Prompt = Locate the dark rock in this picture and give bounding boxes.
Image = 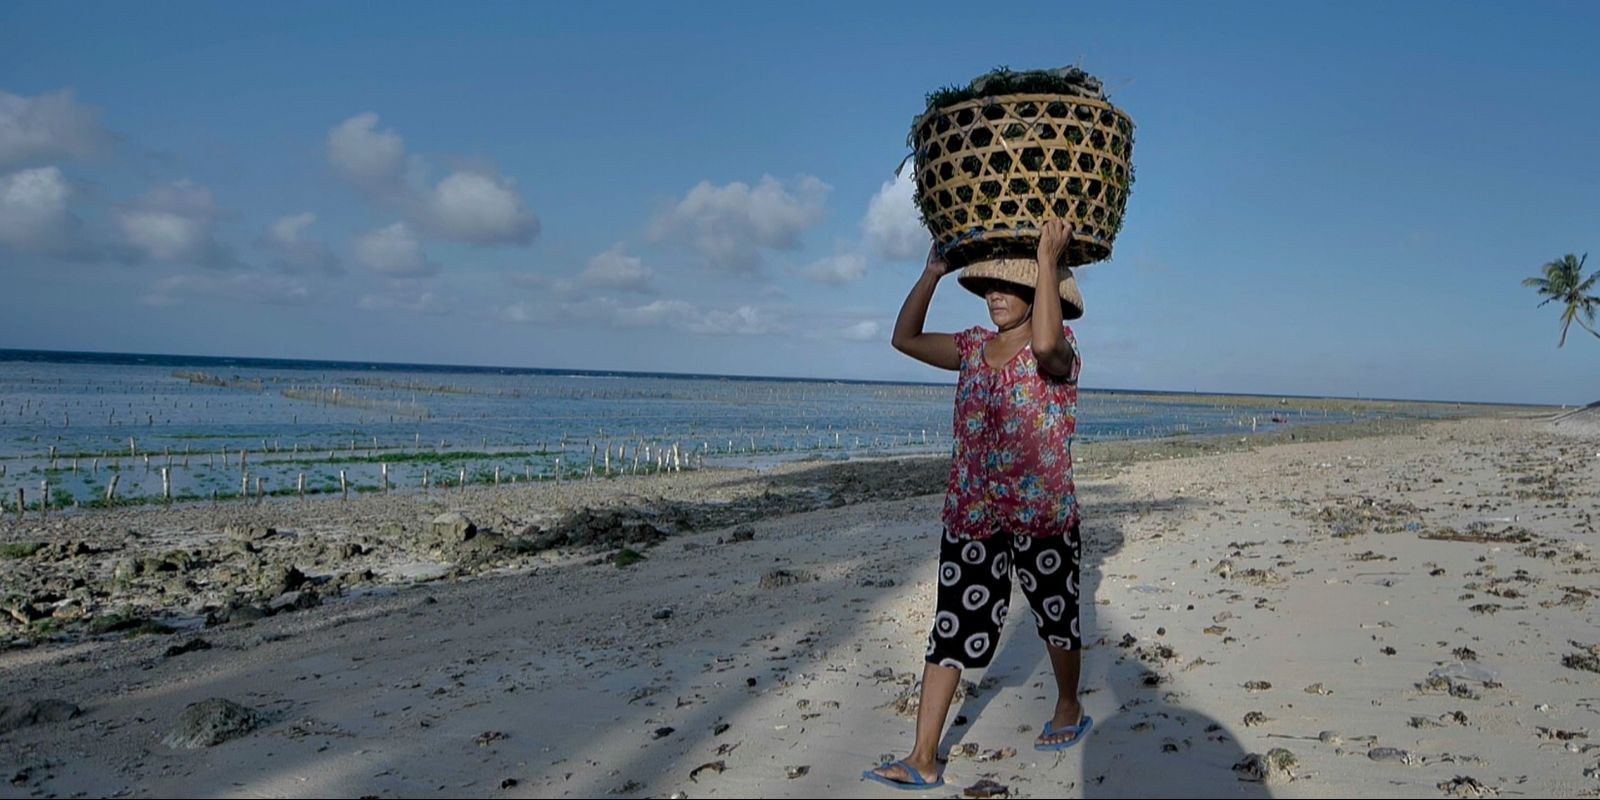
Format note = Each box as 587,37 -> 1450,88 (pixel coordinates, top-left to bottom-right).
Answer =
259,564 -> 307,595
759,569 -> 817,590
162,698 -> 265,748
0,699 -> 82,734
207,603 -> 268,627
267,589 -> 321,614
164,638 -> 213,658
728,526 -> 756,543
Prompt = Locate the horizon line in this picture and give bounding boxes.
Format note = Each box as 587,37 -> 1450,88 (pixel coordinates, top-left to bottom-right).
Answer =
0,346 -> 1563,409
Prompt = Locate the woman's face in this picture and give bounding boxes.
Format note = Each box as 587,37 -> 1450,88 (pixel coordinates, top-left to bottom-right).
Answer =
978,280 -> 1033,330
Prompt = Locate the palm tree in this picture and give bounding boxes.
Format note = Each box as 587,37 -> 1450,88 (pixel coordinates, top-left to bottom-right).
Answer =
1523,253 -> 1600,347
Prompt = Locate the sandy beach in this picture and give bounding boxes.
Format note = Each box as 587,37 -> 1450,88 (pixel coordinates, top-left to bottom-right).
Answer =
2,409 -> 1596,798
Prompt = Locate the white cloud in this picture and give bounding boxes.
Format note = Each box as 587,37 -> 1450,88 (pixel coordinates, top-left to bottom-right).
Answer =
838,320 -> 882,341
578,243 -> 654,293
260,211 -> 340,274
421,170 -> 538,244
863,167 -> 929,261
140,271 -> 311,307
500,301 -> 539,323
327,112 -> 406,192
0,166 -> 74,252
0,89 -> 112,169
801,252 -> 867,285
357,282 -> 449,314
516,294 -> 787,337
327,113 -> 540,246
688,304 -> 787,336
353,222 -> 436,277
650,175 -> 829,272
116,180 -> 232,266
615,298 -> 697,328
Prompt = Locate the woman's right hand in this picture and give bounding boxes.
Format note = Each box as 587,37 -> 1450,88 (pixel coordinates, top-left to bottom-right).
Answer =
923,241 -> 951,279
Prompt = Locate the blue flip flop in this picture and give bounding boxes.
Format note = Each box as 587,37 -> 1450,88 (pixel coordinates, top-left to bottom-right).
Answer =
861,759 -> 945,791
1035,714 -> 1093,751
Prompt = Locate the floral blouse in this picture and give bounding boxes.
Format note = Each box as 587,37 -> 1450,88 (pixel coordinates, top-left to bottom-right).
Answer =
942,323 -> 1081,540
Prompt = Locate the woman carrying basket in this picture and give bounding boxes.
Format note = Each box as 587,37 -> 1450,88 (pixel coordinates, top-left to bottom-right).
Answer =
866,220 -> 1088,790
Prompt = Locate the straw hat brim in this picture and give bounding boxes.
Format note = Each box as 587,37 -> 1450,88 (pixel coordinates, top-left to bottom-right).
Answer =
956,258 -> 1084,321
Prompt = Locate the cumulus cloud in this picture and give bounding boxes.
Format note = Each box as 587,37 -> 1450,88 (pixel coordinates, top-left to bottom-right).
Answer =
650,175 -> 829,272
327,112 -> 407,193
420,170 -> 538,244
353,222 -> 436,277
0,166 -> 77,253
116,179 -> 234,267
259,212 -> 340,274
327,113 -> 539,245
577,243 -> 654,293
863,167 -> 929,261
801,252 -> 867,285
0,89 -> 112,169
140,271 -> 311,307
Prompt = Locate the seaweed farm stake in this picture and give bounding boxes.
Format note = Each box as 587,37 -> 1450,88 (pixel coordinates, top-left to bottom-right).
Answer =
459,468 -> 466,491
106,475 -> 118,504
340,470 -> 348,501
162,467 -> 170,501
298,472 -> 305,502
40,480 -> 47,520
382,463 -> 390,493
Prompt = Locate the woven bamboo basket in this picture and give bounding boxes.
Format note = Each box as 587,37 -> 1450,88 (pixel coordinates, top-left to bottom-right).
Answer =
911,93 -> 1134,268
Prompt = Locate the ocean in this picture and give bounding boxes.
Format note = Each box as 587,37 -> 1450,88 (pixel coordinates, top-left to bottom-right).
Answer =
0,349 -> 1472,508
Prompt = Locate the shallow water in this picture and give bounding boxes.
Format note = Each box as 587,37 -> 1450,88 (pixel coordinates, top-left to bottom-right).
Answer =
0,349 -> 1466,507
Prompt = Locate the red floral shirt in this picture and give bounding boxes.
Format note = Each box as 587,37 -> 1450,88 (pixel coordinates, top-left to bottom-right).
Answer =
942,324 -> 1081,539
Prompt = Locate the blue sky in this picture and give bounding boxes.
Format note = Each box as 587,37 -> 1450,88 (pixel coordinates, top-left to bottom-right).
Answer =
1,1 -> 1596,405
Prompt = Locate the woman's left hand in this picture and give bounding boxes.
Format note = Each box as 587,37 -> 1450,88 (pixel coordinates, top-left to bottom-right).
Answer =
1037,220 -> 1074,267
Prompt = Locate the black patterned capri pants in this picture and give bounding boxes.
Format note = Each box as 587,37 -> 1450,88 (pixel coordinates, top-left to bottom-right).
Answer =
925,524 -> 1082,670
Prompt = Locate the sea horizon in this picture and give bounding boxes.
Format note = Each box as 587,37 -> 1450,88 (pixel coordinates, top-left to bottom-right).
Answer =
0,347 -> 1558,409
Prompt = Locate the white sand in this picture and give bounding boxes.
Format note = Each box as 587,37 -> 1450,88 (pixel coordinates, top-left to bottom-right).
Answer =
2,416 -> 1597,798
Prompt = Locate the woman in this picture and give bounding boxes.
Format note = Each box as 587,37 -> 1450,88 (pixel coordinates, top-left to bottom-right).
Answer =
866,220 -> 1087,790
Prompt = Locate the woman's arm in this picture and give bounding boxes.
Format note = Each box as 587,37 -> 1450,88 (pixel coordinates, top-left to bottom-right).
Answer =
1031,220 -> 1077,378
890,243 -> 960,370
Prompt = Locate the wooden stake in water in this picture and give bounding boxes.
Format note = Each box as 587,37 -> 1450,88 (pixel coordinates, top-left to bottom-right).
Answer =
106,475 -> 118,504
162,467 -> 170,502
298,472 -> 306,502
241,473 -> 249,498
494,465 -> 501,485
15,488 -> 22,520
555,457 -> 562,483
423,468 -> 430,490
129,436 -> 136,457
256,477 -> 264,501
40,480 -> 47,520
381,463 -> 390,493
340,470 -> 348,501
459,468 -> 466,491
